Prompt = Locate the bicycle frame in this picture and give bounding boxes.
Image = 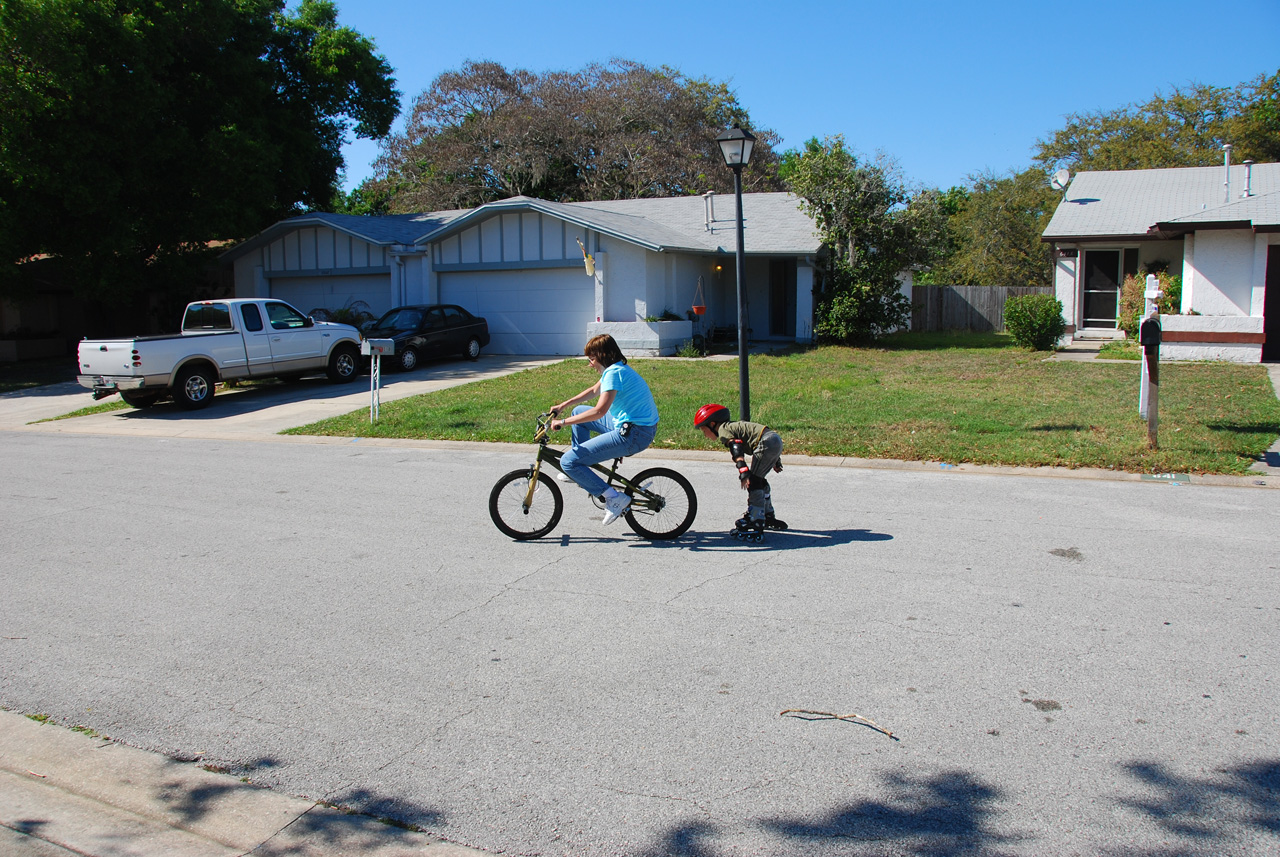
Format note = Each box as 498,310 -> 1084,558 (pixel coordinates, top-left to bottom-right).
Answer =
522,413 -> 664,515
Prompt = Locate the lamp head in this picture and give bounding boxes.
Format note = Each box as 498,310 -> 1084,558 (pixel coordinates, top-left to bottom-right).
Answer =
716,123 -> 756,168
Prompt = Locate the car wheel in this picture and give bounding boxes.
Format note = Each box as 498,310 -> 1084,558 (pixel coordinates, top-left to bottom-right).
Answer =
174,365 -> 215,410
398,346 -> 419,372
464,337 -> 482,360
327,343 -> 360,382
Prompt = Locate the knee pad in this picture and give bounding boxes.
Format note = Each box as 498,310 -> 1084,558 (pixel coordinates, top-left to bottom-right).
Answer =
748,474 -> 769,491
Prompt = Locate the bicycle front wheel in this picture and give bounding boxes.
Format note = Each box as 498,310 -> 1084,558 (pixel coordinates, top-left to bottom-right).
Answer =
490,469 -> 564,540
625,467 -> 697,540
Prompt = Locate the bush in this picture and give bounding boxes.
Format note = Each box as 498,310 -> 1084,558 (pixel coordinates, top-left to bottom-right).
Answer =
1003,293 -> 1066,351
814,262 -> 912,344
1118,272 -> 1182,338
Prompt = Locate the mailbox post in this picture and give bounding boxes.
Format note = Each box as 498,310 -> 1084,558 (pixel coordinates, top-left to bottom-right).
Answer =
361,338 -> 394,422
1139,309 -> 1161,449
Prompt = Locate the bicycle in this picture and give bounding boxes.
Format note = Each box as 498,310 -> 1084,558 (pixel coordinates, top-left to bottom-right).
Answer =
489,412 -> 697,541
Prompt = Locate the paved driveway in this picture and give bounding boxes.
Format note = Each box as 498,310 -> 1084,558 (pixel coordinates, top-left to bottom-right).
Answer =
1,362 -> 1278,856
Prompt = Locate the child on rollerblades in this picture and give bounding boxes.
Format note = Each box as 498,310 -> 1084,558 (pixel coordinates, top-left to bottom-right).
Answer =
693,404 -> 787,542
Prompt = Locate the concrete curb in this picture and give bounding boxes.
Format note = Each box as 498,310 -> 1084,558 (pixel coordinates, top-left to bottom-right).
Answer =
0,709 -> 487,856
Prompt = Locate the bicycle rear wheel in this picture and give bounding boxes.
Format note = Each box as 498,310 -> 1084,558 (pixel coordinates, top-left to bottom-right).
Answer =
625,467 -> 697,540
490,469 -> 563,540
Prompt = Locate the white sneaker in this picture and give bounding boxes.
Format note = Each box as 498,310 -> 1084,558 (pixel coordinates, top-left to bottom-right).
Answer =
556,471 -> 572,483
601,493 -> 631,526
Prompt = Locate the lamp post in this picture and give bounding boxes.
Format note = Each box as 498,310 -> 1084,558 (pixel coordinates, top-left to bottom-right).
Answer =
716,123 -> 756,421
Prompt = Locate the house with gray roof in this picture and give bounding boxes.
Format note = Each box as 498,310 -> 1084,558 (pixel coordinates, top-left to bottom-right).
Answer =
222,192 -> 822,356
1042,159 -> 1280,362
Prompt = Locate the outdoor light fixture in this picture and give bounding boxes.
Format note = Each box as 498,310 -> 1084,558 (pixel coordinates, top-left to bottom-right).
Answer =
715,123 -> 756,421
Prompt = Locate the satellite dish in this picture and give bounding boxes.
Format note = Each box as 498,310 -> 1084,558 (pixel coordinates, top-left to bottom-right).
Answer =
1051,168 -> 1071,191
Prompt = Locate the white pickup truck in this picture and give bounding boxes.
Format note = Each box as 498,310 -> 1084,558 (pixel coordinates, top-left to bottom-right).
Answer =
76,298 -> 363,409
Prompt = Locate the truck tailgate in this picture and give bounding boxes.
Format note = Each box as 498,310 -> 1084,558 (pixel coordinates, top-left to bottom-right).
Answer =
77,340 -> 143,377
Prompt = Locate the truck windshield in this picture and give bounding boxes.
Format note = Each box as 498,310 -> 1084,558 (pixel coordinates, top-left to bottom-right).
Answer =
183,303 -> 232,331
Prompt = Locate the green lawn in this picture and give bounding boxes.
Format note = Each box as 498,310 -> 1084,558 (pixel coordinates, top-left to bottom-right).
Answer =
286,332 -> 1280,475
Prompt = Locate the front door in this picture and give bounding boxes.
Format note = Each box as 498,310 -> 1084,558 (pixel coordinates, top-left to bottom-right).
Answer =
1264,245 -> 1280,362
769,259 -> 796,337
1081,249 -> 1138,329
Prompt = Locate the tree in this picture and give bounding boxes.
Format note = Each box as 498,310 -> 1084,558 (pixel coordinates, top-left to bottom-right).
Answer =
1034,70 -> 1280,173
0,0 -> 399,300
371,59 -> 783,212
781,136 -> 946,342
928,168 -> 1057,289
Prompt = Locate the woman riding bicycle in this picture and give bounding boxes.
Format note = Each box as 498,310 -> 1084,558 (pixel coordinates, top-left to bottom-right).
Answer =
550,334 -> 659,525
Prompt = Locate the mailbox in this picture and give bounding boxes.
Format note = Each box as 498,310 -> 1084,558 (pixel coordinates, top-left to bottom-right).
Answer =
1138,316 -> 1161,347
361,338 -> 394,356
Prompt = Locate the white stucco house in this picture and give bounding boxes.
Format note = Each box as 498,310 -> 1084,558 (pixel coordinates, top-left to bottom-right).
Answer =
1042,160 -> 1280,362
222,192 -> 822,356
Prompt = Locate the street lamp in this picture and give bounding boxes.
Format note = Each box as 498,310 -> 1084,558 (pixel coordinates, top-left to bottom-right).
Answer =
715,123 -> 756,421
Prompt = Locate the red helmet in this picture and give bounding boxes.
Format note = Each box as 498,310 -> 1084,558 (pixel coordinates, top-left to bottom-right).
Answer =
694,403 -> 731,429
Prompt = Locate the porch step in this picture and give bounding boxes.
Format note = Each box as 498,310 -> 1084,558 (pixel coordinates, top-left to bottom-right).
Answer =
1073,329 -> 1124,341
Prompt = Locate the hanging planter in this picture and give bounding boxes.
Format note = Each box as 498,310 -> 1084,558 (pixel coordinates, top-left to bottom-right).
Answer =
575,237 -> 596,277
691,276 -> 706,315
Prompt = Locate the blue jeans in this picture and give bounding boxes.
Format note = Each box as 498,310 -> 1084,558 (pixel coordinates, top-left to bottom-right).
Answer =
559,406 -> 658,496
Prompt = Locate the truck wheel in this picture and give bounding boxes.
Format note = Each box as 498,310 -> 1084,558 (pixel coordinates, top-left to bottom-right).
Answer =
327,343 -> 360,382
174,365 -> 215,410
464,337 -> 482,360
120,390 -> 162,409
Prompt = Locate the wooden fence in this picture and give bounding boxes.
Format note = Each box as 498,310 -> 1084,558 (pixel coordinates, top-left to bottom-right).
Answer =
911,285 -> 1054,333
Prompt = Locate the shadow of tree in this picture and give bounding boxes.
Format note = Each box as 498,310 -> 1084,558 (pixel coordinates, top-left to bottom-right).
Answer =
321,786 -> 445,829
156,756 -> 281,825
635,820 -> 721,857
1099,758 -> 1280,855
759,770 -> 1018,856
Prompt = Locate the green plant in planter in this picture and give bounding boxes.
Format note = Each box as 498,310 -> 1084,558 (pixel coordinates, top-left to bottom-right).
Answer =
1003,293 -> 1066,351
644,308 -> 683,322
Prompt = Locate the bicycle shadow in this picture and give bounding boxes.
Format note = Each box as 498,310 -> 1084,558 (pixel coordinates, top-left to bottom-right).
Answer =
684,527 -> 893,551
553,527 -> 893,550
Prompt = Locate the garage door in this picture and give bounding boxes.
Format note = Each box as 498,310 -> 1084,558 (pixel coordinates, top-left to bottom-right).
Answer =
439,269 -> 594,355
269,275 -> 392,319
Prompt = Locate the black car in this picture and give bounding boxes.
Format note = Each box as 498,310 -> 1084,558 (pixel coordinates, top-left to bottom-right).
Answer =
364,304 -> 491,371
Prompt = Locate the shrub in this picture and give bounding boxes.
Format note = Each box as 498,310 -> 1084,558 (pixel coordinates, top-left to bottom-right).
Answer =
1003,293 -> 1066,351
309,298 -> 377,331
814,262 -> 912,344
1118,272 -> 1182,338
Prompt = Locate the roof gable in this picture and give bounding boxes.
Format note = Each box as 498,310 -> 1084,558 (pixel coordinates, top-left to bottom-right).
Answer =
1043,162 -> 1280,240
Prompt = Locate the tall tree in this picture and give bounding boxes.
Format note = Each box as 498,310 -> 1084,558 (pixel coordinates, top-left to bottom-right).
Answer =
781,136 -> 946,342
1034,70 -> 1280,173
0,0 -> 399,300
928,168 -> 1057,289
372,59 -> 783,212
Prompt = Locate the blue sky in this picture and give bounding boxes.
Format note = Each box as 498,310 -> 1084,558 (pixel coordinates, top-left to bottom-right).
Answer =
330,0 -> 1280,195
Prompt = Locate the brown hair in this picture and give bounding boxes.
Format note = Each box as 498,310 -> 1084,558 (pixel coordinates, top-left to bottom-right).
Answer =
584,334 -> 626,367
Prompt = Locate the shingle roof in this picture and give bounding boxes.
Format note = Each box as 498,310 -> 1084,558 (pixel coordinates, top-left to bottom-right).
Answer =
415,192 -> 821,255
1042,162 -> 1280,240
224,193 -> 820,261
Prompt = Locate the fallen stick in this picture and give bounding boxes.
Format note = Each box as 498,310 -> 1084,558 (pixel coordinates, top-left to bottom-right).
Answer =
780,708 -> 896,739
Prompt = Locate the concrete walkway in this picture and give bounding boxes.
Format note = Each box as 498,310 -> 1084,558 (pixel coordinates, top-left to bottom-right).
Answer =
0,709 -> 484,856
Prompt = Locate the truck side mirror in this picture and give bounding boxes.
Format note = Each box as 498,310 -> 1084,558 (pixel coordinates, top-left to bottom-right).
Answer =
304,316 -> 315,328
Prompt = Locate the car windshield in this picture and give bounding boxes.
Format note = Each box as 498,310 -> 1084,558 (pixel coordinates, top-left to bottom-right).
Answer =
375,309 -> 424,331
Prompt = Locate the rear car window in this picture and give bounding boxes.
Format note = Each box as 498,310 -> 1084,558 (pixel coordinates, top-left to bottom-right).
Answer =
183,303 -> 233,331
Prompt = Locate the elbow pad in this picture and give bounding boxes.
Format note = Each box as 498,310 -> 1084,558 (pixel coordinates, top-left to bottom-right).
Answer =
728,439 -> 746,461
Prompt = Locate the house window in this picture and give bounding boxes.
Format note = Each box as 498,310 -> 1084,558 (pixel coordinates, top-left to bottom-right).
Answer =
1082,248 -> 1138,328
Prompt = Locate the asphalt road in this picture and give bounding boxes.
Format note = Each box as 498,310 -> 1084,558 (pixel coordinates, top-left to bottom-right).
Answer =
1,376 -> 1279,856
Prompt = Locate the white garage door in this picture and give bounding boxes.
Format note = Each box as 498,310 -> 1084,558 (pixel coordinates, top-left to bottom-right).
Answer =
440,269 -> 594,355
269,274 -> 392,318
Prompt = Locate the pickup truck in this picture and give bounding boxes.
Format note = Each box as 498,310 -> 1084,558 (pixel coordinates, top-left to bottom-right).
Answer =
76,298 -> 364,409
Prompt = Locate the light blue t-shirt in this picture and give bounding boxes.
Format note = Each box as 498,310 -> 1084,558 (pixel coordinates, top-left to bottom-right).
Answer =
601,362 -> 659,427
